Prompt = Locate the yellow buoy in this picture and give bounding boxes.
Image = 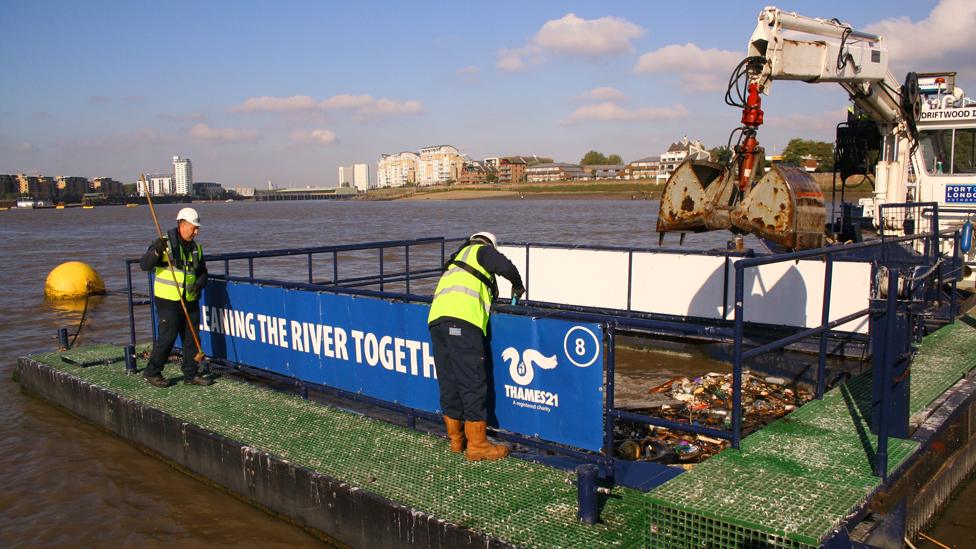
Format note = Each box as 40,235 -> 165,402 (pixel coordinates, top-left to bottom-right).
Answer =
45,261 -> 106,300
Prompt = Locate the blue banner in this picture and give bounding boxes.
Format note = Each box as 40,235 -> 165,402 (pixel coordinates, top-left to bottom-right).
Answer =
946,184 -> 976,203
198,280 -> 605,451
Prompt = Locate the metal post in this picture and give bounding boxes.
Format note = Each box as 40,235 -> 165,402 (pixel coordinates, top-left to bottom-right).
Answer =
405,244 -> 411,295
626,251 -> 633,311
379,247 -> 385,292
124,344 -> 136,374
248,257 -> 254,280
333,250 -> 338,286
602,323 -> 616,478
307,253 -> 313,284
817,256 -> 833,399
576,464 -> 599,524
875,268 -> 898,479
732,265 -> 745,449
58,327 -> 70,350
126,261 -> 136,347
407,412 -> 416,430
951,231 -> 960,322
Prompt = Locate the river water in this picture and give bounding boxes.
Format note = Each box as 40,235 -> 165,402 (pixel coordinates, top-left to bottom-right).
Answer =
0,199 -> 969,546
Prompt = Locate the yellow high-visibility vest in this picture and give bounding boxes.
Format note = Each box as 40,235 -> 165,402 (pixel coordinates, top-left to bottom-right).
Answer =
427,244 -> 495,334
153,239 -> 203,302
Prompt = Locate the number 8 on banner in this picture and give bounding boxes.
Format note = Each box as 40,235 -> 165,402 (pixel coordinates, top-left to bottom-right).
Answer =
563,326 -> 600,368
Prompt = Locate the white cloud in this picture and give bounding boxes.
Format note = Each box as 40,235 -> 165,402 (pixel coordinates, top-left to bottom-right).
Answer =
291,128 -> 337,145
497,13 -> 643,72
320,94 -> 424,116
319,94 -> 374,110
535,13 -> 644,56
576,87 -> 627,101
567,102 -> 689,123
864,0 -> 976,74
634,43 -> 741,92
456,65 -> 480,76
231,95 -> 317,113
189,124 -> 259,143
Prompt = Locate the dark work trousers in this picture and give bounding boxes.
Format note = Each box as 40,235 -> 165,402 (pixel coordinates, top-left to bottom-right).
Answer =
145,298 -> 201,379
429,319 -> 488,422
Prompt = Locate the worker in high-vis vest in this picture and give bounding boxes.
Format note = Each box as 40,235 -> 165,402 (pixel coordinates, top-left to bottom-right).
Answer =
139,207 -> 213,388
428,231 -> 524,461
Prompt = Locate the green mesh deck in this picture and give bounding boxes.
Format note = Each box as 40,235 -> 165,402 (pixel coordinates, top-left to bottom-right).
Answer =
22,311 -> 976,547
647,311 -> 976,548
25,346 -> 646,548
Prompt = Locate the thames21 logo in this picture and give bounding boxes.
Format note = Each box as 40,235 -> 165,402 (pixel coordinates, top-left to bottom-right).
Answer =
502,347 -> 560,410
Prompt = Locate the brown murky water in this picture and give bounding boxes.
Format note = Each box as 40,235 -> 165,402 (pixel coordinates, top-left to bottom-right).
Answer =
0,199 -> 967,546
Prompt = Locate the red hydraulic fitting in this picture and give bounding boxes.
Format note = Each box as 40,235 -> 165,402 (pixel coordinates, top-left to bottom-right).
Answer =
741,83 -> 764,127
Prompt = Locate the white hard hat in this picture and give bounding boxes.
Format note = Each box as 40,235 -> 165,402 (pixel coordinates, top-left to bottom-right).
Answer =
176,207 -> 201,227
470,231 -> 497,247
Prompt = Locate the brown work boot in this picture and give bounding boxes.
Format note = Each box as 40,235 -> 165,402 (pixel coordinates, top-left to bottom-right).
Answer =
464,421 -> 509,461
183,375 -> 214,386
443,416 -> 465,453
144,375 -> 170,388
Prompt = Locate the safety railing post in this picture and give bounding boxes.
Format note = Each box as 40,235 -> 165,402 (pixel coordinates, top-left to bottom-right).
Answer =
874,267 -> 899,479
405,244 -> 411,295
307,253 -> 313,284
602,323 -> 616,478
817,255 -> 833,399
332,250 -> 338,286
379,247 -> 385,292
248,257 -> 254,280
951,231 -> 960,322
732,265 -> 745,449
148,272 -> 158,340
126,261 -> 136,348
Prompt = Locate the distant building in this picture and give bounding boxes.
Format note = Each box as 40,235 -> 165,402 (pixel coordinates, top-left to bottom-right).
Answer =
483,157 -> 500,169
16,174 -> 55,198
90,177 -> 123,196
234,187 -> 256,197
55,176 -> 90,199
658,137 -> 710,182
525,163 -> 588,183
193,181 -> 223,199
377,152 -> 419,188
497,157 -> 526,184
138,174 -> 175,196
0,174 -> 16,195
417,145 -> 464,186
458,161 -> 494,185
800,154 -> 820,172
581,164 -> 624,179
173,156 -> 192,195
619,156 -> 661,180
339,164 -> 372,192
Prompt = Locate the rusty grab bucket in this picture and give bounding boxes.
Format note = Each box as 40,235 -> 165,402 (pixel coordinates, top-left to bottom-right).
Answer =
657,160 -> 826,250
729,165 -> 825,250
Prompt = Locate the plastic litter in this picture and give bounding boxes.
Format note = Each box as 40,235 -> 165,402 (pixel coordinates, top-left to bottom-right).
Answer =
614,370 -> 812,464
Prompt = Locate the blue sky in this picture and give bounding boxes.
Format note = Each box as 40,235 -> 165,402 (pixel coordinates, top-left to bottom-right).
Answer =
1,0 -> 971,187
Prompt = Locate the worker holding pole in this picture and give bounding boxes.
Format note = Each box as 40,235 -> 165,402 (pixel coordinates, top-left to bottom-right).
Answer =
139,206 -> 213,387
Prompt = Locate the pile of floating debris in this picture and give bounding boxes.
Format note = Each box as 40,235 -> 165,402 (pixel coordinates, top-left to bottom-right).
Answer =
615,371 -> 812,465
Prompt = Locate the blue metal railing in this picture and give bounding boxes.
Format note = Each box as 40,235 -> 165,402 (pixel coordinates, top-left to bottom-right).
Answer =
124,225 -> 965,483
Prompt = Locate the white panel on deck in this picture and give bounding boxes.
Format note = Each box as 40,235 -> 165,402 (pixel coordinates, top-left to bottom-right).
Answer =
521,247 -> 630,309
630,253 -> 729,319
496,245 -> 525,298
740,259 -> 869,333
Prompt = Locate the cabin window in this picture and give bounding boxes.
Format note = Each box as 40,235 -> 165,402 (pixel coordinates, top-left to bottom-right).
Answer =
919,128 -> 976,175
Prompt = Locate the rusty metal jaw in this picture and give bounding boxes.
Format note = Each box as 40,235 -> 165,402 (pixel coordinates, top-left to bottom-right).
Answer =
657,160 -> 827,251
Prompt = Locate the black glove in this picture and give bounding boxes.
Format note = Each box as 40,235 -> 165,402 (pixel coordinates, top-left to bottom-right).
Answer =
152,236 -> 169,255
511,284 -> 525,301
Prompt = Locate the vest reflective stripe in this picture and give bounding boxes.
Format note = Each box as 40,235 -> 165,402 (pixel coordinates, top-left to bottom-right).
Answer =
427,244 -> 494,333
153,241 -> 203,302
